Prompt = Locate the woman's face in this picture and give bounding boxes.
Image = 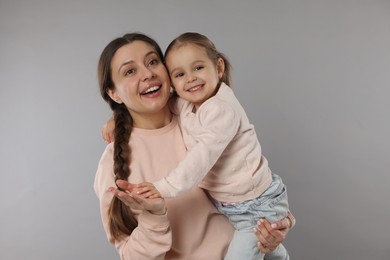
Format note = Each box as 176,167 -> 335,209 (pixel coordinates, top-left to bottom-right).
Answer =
108,41 -> 171,122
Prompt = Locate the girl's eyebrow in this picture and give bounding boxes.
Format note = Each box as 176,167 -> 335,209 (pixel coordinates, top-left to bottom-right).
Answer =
169,59 -> 205,75
169,67 -> 179,75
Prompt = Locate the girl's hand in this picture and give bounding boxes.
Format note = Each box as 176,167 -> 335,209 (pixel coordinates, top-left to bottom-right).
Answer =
108,180 -> 166,215
102,117 -> 115,143
133,182 -> 162,199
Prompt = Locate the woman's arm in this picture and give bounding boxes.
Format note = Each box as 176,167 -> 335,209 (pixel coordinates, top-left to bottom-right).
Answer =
94,146 -> 172,259
254,211 -> 296,253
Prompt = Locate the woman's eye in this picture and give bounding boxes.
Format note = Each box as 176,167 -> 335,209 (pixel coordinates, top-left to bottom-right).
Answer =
148,59 -> 159,67
125,69 -> 135,76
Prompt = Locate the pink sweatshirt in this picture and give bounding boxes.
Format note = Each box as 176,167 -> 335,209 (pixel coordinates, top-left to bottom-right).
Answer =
94,116 -> 234,259
154,83 -> 272,203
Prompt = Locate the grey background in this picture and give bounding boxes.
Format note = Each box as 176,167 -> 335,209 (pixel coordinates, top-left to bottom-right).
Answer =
1,0 -> 389,259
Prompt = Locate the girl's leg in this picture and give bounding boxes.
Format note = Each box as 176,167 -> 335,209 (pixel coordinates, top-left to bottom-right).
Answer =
225,227 -> 264,260
264,244 -> 289,260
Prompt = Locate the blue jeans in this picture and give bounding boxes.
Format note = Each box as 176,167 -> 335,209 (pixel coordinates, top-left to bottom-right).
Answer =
214,173 -> 289,260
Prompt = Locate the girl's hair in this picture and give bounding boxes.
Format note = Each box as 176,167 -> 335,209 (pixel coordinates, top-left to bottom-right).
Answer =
97,33 -> 164,241
165,32 -> 232,86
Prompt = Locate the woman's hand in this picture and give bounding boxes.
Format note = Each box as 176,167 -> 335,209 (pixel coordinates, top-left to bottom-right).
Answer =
254,211 -> 296,253
108,180 -> 167,215
102,117 -> 115,143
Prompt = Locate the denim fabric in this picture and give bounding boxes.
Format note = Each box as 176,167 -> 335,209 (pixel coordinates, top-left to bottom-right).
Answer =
214,173 -> 289,260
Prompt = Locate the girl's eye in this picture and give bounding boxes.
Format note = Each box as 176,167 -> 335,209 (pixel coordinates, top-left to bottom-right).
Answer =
194,66 -> 204,71
174,72 -> 184,78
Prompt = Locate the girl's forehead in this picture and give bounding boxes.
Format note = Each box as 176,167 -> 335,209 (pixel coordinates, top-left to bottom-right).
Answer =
169,43 -> 208,58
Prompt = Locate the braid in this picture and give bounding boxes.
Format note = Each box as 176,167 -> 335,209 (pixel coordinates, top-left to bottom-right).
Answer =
113,105 -> 132,181
107,104 -> 137,240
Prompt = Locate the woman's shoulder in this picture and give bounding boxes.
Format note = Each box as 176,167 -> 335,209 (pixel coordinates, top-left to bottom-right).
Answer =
169,95 -> 192,115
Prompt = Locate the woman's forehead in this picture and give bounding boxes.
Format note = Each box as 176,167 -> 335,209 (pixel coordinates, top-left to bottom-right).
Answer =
112,41 -> 157,69
118,41 -> 155,59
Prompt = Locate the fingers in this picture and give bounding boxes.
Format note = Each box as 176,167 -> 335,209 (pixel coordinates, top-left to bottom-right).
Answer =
134,189 -> 161,199
132,183 -> 162,199
102,123 -> 111,143
102,117 -> 115,143
148,193 -> 161,199
257,241 -> 273,254
270,217 -> 290,230
133,185 -> 152,195
259,218 -> 273,233
108,186 -> 146,207
108,187 -> 134,204
116,180 -> 137,192
255,218 -> 285,252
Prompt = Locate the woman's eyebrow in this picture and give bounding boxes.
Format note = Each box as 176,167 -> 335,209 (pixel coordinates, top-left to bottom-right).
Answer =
118,60 -> 134,74
118,51 -> 158,73
144,51 -> 158,58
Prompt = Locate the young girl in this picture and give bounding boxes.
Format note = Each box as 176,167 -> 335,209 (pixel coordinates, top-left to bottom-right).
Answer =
132,32 -> 290,260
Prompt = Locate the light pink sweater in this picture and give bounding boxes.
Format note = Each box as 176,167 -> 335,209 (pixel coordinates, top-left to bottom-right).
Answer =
94,116 -> 234,259
154,83 -> 272,203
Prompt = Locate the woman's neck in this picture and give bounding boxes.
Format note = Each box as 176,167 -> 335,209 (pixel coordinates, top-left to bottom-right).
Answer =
131,106 -> 172,130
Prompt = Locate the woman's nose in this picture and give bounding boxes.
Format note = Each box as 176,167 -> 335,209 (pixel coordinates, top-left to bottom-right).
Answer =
141,66 -> 154,81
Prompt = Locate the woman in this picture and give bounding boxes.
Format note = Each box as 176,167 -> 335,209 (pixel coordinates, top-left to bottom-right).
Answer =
95,33 -> 295,259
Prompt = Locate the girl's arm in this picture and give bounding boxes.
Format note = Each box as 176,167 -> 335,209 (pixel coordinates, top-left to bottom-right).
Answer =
153,101 -> 240,198
102,116 -> 115,143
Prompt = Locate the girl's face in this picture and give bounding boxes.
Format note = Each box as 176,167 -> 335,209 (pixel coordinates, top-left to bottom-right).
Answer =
108,41 -> 171,125
165,44 -> 224,110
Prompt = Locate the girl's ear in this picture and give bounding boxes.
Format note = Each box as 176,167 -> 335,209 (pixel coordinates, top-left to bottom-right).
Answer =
216,58 -> 225,80
107,88 -> 123,104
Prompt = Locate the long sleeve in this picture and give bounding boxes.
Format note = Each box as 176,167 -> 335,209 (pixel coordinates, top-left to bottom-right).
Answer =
154,84 -> 272,203
94,144 -> 172,260
153,97 -> 240,198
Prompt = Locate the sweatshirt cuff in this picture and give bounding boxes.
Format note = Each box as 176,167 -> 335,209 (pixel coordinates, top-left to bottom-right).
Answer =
153,179 -> 173,198
138,209 -> 170,230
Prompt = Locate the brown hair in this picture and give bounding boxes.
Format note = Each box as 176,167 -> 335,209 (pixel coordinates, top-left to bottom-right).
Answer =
165,32 -> 232,86
97,33 -> 164,241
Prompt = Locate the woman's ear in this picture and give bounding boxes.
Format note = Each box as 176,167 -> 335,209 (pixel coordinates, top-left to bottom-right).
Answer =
216,58 -> 225,80
107,88 -> 123,104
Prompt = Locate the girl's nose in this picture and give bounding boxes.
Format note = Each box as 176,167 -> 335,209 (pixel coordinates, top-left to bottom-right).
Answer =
187,73 -> 196,83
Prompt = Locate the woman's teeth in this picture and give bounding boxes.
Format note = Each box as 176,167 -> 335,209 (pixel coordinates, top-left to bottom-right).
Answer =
143,86 -> 160,94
